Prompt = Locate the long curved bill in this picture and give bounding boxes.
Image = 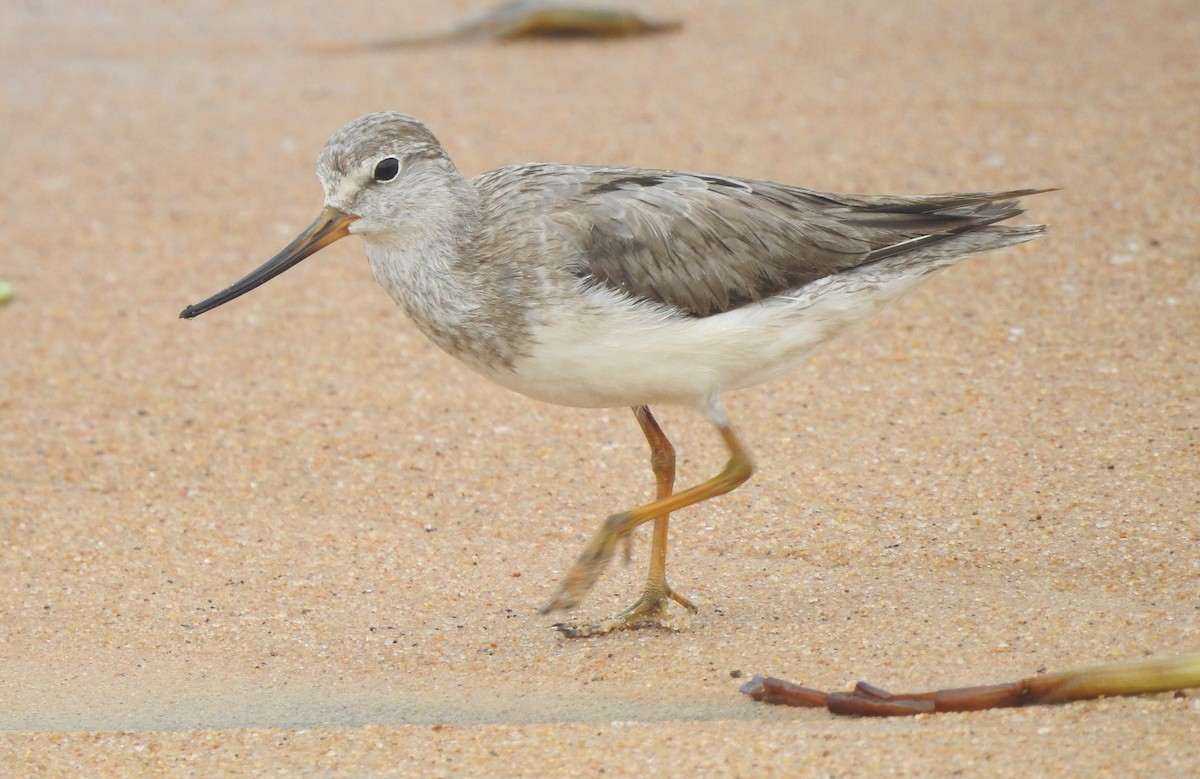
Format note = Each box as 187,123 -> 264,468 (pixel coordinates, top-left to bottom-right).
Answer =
180,206 -> 358,319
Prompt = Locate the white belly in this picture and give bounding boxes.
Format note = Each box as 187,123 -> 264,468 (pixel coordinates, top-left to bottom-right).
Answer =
479,270 -> 931,409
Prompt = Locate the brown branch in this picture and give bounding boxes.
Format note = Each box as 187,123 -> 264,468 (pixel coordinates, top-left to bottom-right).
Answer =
741,653 -> 1200,717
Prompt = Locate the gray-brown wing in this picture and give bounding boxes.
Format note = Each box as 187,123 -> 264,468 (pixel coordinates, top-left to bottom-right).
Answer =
492,166 -> 1043,317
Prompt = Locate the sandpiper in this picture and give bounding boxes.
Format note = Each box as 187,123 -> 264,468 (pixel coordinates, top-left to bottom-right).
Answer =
182,112 -> 1048,636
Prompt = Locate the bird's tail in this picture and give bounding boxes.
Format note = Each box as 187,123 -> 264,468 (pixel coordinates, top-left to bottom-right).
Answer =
850,188 -> 1053,269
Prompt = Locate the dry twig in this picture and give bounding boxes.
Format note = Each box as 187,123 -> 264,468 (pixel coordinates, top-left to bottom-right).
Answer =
742,653 -> 1200,716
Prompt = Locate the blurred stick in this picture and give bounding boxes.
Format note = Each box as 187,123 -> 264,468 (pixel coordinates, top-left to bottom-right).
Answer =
321,1 -> 682,52
741,653 -> 1200,716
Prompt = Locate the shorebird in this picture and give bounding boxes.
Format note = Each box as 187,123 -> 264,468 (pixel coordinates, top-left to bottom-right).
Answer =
182,112 -> 1048,636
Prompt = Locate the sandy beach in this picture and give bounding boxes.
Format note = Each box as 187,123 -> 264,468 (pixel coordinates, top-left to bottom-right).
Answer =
1,1 -> 1197,775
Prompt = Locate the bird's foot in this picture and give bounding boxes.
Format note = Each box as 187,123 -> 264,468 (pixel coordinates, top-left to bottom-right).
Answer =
540,510 -> 630,614
552,583 -> 697,638
620,528 -> 633,564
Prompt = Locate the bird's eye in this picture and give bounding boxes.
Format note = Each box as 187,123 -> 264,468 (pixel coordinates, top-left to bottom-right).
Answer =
373,156 -> 400,182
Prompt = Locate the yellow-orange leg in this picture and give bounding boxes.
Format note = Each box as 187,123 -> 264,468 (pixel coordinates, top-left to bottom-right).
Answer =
544,398 -> 754,636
